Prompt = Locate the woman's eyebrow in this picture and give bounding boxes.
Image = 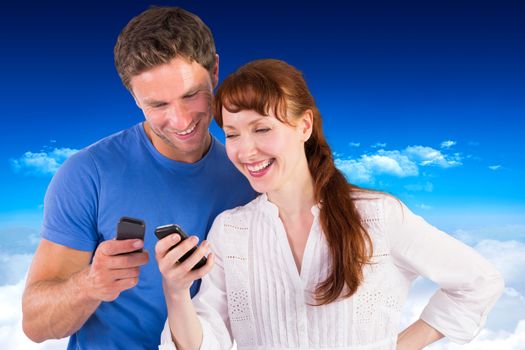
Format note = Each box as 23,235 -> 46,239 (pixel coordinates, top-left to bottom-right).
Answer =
222,116 -> 268,130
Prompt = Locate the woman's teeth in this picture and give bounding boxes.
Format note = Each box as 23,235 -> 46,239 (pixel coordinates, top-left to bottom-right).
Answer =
247,159 -> 273,172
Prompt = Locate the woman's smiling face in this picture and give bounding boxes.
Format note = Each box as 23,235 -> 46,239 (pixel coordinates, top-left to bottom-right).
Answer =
222,108 -> 312,194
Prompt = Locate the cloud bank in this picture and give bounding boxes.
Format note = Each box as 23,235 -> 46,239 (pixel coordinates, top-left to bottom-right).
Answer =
1,225 -> 523,349
335,143 -> 462,185
10,148 -> 78,175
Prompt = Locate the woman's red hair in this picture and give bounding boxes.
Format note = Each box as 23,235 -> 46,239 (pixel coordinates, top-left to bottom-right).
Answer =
213,59 -> 373,305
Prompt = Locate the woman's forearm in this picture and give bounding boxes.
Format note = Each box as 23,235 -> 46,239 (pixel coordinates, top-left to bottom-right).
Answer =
397,319 -> 444,350
165,290 -> 204,350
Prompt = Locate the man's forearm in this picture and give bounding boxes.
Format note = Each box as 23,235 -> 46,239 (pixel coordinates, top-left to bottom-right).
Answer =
22,267 -> 101,343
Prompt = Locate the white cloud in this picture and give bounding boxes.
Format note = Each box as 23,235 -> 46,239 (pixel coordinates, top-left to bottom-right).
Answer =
0,279 -> 69,349
474,240 -> 525,291
0,253 -> 33,286
371,142 -> 387,148
427,320 -> 525,350
0,249 -> 76,349
10,148 -> 78,175
404,181 -> 434,192
0,232 -> 522,349
454,225 -> 525,247
405,146 -> 462,168
335,144 -> 461,185
441,140 -> 457,149
335,158 -> 375,184
489,165 -> 501,171
349,142 -> 360,147
400,237 -> 525,349
335,151 -> 419,184
365,152 -> 419,177
0,225 -> 41,256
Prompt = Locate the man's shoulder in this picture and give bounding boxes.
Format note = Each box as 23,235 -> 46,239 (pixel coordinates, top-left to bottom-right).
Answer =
84,123 -> 142,156
55,124 -> 142,179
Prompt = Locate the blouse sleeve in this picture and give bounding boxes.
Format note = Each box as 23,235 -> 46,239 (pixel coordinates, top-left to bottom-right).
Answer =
159,214 -> 234,350
384,196 -> 504,344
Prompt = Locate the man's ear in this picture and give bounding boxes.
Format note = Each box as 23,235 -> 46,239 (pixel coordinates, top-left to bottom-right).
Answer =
299,109 -> 314,142
212,53 -> 220,88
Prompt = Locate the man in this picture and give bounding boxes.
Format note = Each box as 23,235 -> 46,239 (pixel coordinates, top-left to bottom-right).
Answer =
22,7 -> 255,349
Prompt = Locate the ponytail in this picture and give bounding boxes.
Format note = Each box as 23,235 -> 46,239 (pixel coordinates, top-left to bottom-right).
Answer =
306,107 -> 372,304
214,59 -> 373,305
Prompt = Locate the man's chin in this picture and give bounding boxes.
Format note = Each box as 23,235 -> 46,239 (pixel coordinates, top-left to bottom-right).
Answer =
165,132 -> 211,154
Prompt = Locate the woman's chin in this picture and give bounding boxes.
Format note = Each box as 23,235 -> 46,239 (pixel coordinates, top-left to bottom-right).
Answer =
248,181 -> 273,194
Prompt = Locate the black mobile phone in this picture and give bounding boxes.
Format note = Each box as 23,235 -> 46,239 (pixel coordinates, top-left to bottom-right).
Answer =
154,224 -> 207,270
116,217 -> 145,253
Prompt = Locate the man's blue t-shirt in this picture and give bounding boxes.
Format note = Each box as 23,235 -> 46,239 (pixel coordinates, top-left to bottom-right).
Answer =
41,123 -> 256,349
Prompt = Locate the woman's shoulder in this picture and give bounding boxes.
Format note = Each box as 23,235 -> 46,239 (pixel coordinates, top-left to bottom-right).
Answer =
207,195 -> 264,248
350,189 -> 399,217
213,194 -> 264,224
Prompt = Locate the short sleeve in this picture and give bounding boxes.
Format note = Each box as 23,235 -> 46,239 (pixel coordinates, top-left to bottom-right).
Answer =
41,148 -> 100,251
384,196 -> 504,344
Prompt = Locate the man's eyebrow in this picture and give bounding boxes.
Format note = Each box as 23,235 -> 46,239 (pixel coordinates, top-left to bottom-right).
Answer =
143,98 -> 167,106
143,83 -> 211,105
183,82 -> 210,97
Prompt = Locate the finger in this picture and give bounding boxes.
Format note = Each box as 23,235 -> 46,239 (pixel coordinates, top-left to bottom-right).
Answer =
114,276 -> 139,291
165,235 -> 200,264
104,251 -> 149,269
99,239 -> 144,256
155,234 -> 182,258
178,240 -> 210,272
112,267 -> 141,280
157,236 -> 198,276
186,252 -> 214,280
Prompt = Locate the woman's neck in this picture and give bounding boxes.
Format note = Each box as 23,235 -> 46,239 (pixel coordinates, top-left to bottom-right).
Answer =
267,163 -> 316,219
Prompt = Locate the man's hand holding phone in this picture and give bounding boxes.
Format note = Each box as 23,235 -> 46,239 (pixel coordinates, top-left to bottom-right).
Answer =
83,217 -> 149,302
154,224 -> 214,298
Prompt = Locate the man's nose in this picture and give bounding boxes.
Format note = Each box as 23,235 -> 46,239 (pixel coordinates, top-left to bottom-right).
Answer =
166,104 -> 192,131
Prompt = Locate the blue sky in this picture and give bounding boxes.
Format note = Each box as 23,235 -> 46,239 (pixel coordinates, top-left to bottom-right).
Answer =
1,1 -> 524,348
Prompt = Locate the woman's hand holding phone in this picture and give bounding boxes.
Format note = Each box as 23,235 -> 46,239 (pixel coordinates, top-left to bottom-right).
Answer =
154,225 -> 214,298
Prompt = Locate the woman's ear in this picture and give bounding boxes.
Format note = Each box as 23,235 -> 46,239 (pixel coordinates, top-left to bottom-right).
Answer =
299,109 -> 314,142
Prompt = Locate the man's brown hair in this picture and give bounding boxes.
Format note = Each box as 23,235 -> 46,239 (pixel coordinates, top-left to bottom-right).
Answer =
114,6 -> 216,90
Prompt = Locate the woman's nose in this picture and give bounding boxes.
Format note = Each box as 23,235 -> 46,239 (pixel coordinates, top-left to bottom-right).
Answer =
237,135 -> 257,160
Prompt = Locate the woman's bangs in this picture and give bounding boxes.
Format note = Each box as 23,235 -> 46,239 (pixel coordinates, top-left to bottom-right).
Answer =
220,74 -> 287,121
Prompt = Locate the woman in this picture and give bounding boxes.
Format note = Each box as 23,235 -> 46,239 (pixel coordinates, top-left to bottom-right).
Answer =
156,59 -> 503,350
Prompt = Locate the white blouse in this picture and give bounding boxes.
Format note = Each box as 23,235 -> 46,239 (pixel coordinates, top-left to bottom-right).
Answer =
159,192 -> 504,350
